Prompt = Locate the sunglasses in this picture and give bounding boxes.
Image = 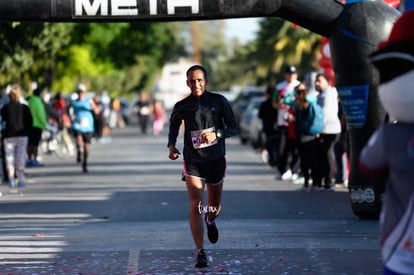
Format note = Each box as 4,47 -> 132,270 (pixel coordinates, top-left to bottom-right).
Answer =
295,89 -> 306,94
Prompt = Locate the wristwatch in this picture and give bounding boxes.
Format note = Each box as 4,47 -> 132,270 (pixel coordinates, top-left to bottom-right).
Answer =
216,130 -> 223,139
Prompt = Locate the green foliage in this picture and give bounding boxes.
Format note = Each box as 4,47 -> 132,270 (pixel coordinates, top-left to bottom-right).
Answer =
212,41 -> 262,90
0,22 -> 72,90
253,18 -> 322,81
0,21 -> 180,96
62,22 -> 179,95
0,17 -> 323,97
52,44 -> 114,93
208,17 -> 324,90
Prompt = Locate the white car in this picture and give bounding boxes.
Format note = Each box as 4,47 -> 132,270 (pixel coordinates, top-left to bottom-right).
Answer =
211,90 -> 239,103
238,96 -> 265,146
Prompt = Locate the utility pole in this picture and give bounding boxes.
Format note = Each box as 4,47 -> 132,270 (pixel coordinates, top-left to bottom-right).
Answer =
191,21 -> 201,64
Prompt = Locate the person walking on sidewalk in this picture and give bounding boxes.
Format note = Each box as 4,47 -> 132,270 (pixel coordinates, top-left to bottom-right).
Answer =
152,99 -> 167,136
284,83 -> 321,191
273,65 -> 301,180
167,65 -> 238,268
27,87 -> 47,167
258,85 -> 278,167
1,84 -> 33,189
134,92 -> 152,135
314,73 -> 341,190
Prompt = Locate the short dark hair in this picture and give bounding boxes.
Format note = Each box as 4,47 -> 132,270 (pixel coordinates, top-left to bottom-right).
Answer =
266,85 -> 274,96
315,73 -> 329,82
186,65 -> 208,80
33,87 -> 42,96
295,82 -> 308,93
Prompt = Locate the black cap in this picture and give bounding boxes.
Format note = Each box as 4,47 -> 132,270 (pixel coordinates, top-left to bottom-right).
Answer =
284,65 -> 297,74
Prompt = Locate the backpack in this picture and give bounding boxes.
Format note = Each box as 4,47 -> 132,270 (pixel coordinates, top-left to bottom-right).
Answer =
303,102 -> 324,135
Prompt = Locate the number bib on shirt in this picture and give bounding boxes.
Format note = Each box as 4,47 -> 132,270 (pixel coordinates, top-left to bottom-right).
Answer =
383,193 -> 414,274
191,127 -> 217,149
79,118 -> 90,127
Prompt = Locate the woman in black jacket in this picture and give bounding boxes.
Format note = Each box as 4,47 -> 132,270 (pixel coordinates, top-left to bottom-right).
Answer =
1,84 -> 33,188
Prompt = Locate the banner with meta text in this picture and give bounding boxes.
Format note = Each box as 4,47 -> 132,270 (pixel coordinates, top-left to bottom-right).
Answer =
73,0 -> 210,18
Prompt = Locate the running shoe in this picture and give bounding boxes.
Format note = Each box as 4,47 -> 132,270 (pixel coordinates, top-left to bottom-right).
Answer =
8,181 -> 16,188
26,159 -> 35,167
31,160 -> 44,167
281,169 -> 292,180
195,249 -> 208,268
82,163 -> 88,173
292,176 -> 305,185
311,186 -> 322,192
298,186 -> 311,192
17,181 -> 26,188
204,213 -> 219,244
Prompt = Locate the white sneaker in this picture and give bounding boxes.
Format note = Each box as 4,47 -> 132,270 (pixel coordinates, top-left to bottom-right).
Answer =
292,176 -> 304,185
260,149 -> 269,164
281,169 -> 292,181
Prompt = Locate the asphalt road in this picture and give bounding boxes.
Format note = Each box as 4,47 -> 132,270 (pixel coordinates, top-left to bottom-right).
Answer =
0,125 -> 381,274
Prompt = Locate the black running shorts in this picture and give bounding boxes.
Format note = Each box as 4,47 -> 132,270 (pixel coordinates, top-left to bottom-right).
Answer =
28,127 -> 43,146
72,130 -> 93,144
183,157 -> 226,184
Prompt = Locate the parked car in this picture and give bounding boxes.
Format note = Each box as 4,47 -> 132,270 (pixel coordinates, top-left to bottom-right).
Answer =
249,102 -> 267,149
231,85 -> 266,128
211,90 -> 239,103
239,96 -> 265,145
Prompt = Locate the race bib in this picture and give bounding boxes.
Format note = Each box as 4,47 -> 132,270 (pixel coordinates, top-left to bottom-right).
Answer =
191,127 -> 218,149
383,194 -> 414,274
79,118 -> 90,127
140,106 -> 150,115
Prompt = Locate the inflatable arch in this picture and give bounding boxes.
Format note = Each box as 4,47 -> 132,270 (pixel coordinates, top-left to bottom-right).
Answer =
0,0 -> 401,219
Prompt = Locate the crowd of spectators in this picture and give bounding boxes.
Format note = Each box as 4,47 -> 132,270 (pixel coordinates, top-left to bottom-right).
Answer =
259,65 -> 348,192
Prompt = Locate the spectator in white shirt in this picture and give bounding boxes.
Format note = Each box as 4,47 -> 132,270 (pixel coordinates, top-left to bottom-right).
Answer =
314,73 -> 341,191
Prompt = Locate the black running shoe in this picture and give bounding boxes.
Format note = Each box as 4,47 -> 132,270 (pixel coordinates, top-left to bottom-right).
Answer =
204,213 -> 219,244
195,249 -> 208,268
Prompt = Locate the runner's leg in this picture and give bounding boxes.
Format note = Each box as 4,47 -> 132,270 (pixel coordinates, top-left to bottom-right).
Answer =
185,176 -> 205,250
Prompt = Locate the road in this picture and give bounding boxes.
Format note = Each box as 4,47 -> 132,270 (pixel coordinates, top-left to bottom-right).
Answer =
0,125 -> 381,274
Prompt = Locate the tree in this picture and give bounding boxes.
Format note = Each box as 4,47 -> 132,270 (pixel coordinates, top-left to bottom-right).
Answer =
0,21 -> 182,96
54,22 -> 181,95
254,18 -> 322,80
0,22 -> 72,91
207,18 -> 324,89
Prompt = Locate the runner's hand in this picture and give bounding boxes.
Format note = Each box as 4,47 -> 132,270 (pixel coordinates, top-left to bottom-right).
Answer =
202,131 -> 217,144
169,146 -> 181,160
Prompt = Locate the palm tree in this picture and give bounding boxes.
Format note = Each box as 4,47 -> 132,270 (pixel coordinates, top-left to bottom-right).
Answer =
253,18 -> 322,79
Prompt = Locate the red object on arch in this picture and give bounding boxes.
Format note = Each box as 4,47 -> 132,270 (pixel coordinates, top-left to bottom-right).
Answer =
341,0 -> 399,6
384,0 -> 400,8
319,37 -> 335,86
